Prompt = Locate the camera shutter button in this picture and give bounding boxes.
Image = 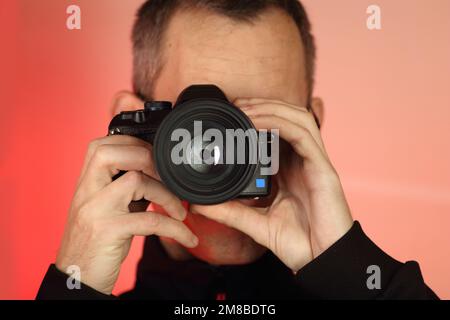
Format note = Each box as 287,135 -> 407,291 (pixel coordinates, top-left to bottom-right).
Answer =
144,101 -> 172,111
134,110 -> 146,123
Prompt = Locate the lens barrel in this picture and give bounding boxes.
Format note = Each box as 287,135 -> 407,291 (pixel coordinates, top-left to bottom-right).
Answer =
153,97 -> 257,204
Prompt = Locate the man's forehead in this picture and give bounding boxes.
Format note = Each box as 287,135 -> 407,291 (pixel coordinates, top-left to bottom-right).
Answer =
153,8 -> 308,106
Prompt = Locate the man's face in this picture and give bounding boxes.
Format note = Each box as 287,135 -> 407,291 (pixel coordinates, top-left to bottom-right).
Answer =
152,8 -> 309,265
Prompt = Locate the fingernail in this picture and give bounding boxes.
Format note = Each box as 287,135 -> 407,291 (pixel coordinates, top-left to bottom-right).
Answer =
191,236 -> 199,247
190,205 -> 199,214
180,207 -> 187,220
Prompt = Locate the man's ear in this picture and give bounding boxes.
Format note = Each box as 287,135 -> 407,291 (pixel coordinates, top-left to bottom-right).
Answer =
310,97 -> 324,128
111,90 -> 144,116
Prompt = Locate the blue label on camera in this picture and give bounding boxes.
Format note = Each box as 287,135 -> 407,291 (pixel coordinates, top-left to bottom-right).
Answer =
256,179 -> 265,188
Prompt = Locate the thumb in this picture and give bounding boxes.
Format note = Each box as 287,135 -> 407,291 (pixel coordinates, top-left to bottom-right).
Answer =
190,201 -> 269,248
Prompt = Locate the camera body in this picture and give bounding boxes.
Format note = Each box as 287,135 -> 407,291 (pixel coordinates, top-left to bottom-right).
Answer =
108,85 -> 271,205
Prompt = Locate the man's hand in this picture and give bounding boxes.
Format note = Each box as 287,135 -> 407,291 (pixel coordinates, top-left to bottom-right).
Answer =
56,135 -> 199,294
191,98 -> 353,272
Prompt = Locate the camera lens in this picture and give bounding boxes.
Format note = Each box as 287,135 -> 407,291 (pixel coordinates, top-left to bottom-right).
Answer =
153,99 -> 257,204
185,136 -> 223,174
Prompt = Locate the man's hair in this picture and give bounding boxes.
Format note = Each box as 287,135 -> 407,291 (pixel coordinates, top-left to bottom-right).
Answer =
132,0 -> 316,101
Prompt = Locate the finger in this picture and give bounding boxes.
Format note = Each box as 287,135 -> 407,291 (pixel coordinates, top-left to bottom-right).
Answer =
80,135 -> 152,181
79,144 -> 156,197
250,115 -> 329,164
239,102 -> 324,150
97,171 -> 186,220
116,212 -> 198,248
234,98 -> 308,112
190,201 -> 270,248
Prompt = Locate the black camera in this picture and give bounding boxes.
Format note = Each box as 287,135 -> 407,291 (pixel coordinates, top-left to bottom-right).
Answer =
108,85 -> 272,205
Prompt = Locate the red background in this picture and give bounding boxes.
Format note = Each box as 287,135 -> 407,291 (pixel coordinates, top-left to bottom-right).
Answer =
1,0 -> 449,299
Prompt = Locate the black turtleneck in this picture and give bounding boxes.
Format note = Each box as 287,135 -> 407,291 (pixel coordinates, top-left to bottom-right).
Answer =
36,221 -> 438,300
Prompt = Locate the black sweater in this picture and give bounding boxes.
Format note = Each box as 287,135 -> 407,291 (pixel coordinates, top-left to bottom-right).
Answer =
36,221 -> 438,300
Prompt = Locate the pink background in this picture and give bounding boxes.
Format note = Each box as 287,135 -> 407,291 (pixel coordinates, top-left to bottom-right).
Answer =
1,0 -> 449,299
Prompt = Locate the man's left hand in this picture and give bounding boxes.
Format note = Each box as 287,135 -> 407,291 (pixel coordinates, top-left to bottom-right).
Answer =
191,98 -> 353,272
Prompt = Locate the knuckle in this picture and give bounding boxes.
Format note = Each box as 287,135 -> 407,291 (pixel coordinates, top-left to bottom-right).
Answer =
87,138 -> 102,152
74,204 -> 97,232
291,128 -> 308,147
139,147 -> 152,163
146,213 -> 160,227
92,144 -> 111,165
291,139 -> 302,151
87,137 -> 107,158
123,170 -> 143,186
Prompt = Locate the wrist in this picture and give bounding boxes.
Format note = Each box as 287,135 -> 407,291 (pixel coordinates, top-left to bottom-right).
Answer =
55,258 -> 114,295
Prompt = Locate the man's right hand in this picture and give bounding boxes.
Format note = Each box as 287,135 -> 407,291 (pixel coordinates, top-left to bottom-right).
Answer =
56,135 -> 199,295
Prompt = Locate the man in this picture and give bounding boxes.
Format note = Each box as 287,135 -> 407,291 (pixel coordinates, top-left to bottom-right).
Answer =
37,0 -> 437,299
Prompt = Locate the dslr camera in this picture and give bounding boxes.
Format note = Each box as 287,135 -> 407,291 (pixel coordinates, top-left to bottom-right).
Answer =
108,84 -> 273,205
